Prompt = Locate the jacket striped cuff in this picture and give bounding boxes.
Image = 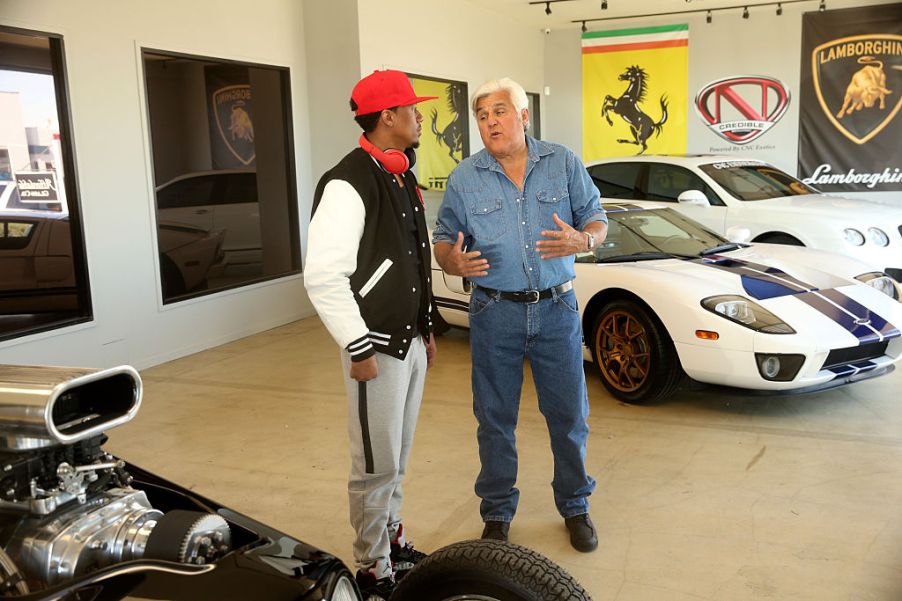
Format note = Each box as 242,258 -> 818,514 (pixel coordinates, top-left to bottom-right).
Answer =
347,335 -> 375,362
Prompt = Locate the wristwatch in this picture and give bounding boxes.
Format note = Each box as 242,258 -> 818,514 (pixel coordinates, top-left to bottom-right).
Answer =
584,231 -> 596,251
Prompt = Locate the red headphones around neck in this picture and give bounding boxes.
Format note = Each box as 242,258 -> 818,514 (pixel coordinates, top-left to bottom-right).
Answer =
359,133 -> 409,174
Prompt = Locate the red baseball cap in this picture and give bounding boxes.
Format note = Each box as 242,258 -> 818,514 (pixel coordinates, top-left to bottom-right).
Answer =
351,70 -> 438,115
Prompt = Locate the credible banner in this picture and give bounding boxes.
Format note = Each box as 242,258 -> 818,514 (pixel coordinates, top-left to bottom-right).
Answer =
798,3 -> 902,192
582,24 -> 688,162
408,74 -> 467,192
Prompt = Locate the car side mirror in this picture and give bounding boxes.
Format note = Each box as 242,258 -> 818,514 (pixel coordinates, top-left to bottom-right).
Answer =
726,226 -> 752,243
677,190 -> 708,206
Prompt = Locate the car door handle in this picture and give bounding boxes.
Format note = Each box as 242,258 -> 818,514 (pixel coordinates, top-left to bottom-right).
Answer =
193,209 -> 210,215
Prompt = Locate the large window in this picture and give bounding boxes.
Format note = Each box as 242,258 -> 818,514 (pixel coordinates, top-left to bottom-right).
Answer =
0,28 -> 92,341
142,50 -> 300,303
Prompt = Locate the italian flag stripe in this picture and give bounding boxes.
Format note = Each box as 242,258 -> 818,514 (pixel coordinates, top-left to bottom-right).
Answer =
581,24 -> 688,53
582,38 -> 688,54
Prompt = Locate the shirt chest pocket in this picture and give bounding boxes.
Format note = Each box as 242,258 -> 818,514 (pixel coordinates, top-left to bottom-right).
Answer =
536,186 -> 572,223
536,188 -> 569,204
465,193 -> 507,242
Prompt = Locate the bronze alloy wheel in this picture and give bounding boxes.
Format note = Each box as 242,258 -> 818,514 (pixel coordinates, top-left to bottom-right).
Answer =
595,309 -> 651,393
590,299 -> 684,404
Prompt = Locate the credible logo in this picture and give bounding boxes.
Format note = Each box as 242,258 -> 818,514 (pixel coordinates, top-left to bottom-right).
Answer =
812,34 -> 902,144
695,76 -> 790,145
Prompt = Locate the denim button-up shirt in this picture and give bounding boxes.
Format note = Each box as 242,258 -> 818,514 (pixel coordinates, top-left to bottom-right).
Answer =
433,136 -> 606,292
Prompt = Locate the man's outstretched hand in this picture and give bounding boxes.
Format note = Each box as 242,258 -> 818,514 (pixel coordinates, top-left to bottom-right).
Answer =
536,213 -> 587,259
436,232 -> 490,277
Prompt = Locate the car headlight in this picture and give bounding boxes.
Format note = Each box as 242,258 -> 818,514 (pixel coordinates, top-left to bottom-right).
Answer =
856,272 -> 901,301
701,295 -> 795,334
868,227 -> 889,247
843,228 -> 865,246
329,574 -> 361,601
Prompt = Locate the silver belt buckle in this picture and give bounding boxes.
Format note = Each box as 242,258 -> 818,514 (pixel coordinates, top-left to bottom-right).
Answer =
526,290 -> 540,304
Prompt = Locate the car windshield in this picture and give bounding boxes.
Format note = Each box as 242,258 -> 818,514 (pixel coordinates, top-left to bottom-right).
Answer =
576,208 -> 729,264
699,161 -> 818,201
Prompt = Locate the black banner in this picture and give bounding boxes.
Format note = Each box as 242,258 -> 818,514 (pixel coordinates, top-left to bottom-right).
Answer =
798,3 -> 902,192
204,65 -> 257,169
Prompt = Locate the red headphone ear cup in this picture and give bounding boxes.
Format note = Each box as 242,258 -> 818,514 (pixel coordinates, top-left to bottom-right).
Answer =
359,134 -> 409,174
378,148 -> 410,174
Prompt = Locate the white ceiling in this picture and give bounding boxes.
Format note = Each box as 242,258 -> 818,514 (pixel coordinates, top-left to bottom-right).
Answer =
466,0 -> 820,31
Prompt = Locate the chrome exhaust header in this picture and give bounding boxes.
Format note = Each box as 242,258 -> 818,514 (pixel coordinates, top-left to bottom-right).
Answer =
0,365 -> 142,450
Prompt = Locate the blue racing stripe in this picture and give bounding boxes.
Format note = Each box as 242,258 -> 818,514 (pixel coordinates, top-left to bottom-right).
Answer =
693,255 -> 900,344
828,360 -> 877,379
696,256 -> 814,300
740,274 -> 803,300
796,292 -> 881,345
816,288 -> 901,341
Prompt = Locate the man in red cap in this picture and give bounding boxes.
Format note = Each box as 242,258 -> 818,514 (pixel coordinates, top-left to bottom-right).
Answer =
304,70 -> 438,598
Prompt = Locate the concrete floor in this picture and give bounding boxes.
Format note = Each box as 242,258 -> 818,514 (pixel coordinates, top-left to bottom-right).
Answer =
108,317 -> 902,600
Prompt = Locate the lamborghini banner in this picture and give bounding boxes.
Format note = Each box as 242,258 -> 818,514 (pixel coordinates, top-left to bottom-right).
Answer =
798,3 -> 902,192
204,65 -> 256,169
582,24 -> 689,162
408,74 -> 468,191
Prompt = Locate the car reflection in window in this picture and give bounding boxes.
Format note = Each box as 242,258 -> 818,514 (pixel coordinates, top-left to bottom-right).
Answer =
155,170 -> 261,281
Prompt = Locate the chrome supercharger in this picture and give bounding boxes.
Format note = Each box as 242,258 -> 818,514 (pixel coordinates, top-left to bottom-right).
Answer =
0,365 -> 231,595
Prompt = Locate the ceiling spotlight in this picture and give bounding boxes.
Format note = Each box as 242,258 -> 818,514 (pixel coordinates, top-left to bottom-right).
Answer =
581,20 -> 588,32
602,0 -> 608,9
776,3 -> 782,15
742,6 -> 749,18
706,10 -> 712,23
819,0 -> 826,11
545,1 -> 551,15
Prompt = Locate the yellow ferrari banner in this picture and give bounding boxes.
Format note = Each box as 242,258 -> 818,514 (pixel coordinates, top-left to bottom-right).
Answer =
408,74 -> 469,191
582,24 -> 689,161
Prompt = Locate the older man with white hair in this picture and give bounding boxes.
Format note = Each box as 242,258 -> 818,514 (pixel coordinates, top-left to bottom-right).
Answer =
432,77 -> 607,552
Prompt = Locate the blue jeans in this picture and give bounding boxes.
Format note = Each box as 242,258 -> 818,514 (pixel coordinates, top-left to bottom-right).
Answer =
469,285 -> 595,522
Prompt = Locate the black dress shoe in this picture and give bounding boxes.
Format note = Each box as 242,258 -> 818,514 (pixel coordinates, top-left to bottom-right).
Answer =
481,520 -> 510,542
564,513 -> 597,552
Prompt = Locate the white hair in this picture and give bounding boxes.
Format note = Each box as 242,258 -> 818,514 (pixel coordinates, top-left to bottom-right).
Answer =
470,78 -> 529,115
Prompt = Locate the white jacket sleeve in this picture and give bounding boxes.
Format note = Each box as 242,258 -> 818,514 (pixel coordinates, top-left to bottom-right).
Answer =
304,179 -> 373,358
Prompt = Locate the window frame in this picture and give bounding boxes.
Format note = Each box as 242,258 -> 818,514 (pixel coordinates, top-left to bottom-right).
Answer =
139,47 -> 302,304
0,25 -> 93,343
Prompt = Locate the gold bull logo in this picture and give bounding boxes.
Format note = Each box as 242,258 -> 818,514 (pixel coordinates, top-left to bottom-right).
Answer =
213,85 -> 256,165
813,34 -> 902,144
229,101 -> 255,143
836,56 -> 898,118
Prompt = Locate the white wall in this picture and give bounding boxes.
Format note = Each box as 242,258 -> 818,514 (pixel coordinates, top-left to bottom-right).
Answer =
0,0 -> 317,369
544,0 -> 899,204
356,0 -> 545,157
301,0 -> 362,261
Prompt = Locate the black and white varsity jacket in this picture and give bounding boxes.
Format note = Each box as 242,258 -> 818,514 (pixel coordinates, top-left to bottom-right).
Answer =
305,147 -> 436,362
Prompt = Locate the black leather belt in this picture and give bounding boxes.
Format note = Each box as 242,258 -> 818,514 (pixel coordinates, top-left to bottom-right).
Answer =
477,281 -> 573,304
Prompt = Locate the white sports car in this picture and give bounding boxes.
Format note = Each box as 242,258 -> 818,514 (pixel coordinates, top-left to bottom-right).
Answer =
584,156 -> 902,281
432,204 -> 902,403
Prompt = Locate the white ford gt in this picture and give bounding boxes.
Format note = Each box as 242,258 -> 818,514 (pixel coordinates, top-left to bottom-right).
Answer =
432,204 -> 902,403
585,156 -> 902,281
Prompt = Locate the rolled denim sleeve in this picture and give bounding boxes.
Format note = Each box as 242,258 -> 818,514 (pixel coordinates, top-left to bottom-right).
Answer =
566,149 -> 606,231
432,174 -> 470,246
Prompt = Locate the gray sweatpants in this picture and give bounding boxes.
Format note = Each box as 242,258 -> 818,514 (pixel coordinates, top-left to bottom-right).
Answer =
340,336 -> 426,579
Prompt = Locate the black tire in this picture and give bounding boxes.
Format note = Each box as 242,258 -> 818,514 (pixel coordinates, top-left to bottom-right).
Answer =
390,539 -> 591,601
754,232 -> 804,246
589,299 -> 683,404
